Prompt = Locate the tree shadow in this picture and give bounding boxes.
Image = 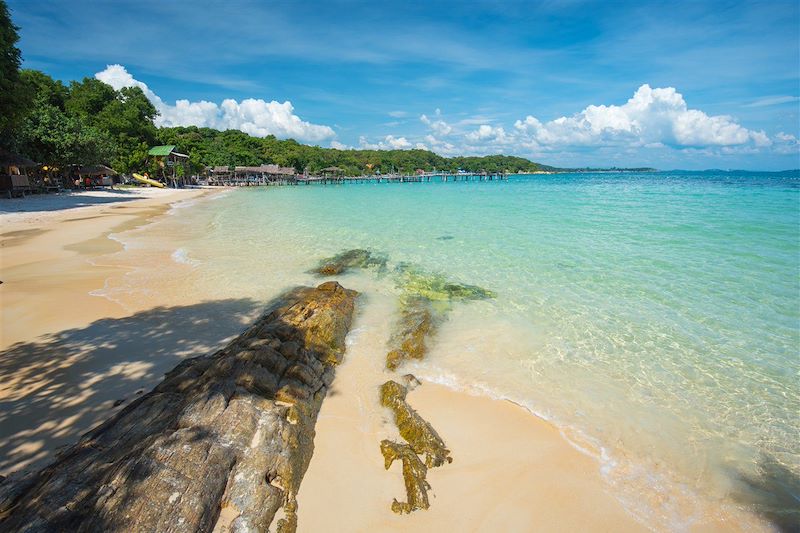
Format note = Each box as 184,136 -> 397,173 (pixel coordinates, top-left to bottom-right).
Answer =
0,189 -> 143,214
0,297 -> 263,477
729,454 -> 800,532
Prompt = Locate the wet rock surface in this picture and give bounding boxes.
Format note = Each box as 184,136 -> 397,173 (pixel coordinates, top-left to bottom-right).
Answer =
380,440 -> 430,514
379,379 -> 452,515
380,380 -> 452,469
0,281 -> 357,533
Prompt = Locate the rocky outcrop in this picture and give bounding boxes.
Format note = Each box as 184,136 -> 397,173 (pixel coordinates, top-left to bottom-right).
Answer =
378,379 -> 452,514
0,281 -> 357,533
311,252 -> 495,516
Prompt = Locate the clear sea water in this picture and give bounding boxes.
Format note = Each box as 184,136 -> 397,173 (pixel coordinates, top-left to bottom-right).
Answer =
109,171 -> 800,528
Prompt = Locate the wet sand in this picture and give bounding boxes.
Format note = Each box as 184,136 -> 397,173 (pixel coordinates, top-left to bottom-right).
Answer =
0,188 -> 770,531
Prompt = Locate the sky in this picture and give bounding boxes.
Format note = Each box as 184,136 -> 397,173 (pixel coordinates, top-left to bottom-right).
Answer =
8,0 -> 800,170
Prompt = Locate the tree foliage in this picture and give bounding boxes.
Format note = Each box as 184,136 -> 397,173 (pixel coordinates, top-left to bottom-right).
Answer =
0,0 -> 29,147
157,126 -> 555,176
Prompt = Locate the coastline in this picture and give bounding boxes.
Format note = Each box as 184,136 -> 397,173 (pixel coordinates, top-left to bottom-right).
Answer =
0,188 -> 775,531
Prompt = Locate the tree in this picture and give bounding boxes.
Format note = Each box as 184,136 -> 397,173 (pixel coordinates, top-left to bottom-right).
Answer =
0,0 -> 30,148
64,77 -> 116,121
19,93 -> 115,168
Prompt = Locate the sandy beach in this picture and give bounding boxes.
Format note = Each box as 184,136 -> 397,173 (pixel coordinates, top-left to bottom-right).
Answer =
0,189 -> 772,532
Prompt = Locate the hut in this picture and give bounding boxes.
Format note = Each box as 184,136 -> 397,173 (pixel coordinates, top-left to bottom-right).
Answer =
77,164 -> 118,188
0,148 -> 38,197
320,166 -> 344,177
147,145 -> 190,187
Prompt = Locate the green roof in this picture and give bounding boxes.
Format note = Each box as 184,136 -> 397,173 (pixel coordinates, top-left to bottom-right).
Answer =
148,145 -> 177,156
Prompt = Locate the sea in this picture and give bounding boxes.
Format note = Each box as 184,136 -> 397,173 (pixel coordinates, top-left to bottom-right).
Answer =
101,171 -> 800,529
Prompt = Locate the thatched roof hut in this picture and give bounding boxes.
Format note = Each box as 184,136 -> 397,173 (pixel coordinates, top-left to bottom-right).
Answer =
0,148 -> 38,169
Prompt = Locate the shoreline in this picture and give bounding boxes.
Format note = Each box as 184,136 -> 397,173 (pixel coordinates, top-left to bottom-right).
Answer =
0,188 -> 774,531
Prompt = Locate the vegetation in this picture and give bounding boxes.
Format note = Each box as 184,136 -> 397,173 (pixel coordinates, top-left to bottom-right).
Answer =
0,0 -> 28,147
155,126 -> 556,176
0,0 -> 562,177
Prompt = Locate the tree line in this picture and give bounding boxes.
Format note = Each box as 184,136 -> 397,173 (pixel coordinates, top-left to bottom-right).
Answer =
0,1 -> 554,177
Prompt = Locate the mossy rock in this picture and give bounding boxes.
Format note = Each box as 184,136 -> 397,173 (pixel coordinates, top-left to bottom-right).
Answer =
385,297 -> 441,370
380,380 -> 452,468
380,440 -> 430,514
311,248 -> 387,276
395,264 -> 495,302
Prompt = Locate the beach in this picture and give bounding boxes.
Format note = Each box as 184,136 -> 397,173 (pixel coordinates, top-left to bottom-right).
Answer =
0,179 -> 789,531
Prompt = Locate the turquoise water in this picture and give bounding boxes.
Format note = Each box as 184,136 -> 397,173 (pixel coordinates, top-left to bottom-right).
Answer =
134,172 -> 800,525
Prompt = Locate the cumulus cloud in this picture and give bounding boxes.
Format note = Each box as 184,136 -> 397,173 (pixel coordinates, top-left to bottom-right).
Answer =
420,113 -> 453,136
512,85 -> 769,150
359,135 -> 426,150
95,64 -> 335,142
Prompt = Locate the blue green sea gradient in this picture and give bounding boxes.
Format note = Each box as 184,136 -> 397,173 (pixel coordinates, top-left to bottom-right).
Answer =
163,171 -> 799,522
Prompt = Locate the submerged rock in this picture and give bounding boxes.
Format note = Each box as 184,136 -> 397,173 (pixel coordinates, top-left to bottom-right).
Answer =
0,281 -> 358,533
380,440 -> 430,514
311,248 -> 387,276
395,263 -> 495,302
380,380 -> 452,468
386,297 -> 442,371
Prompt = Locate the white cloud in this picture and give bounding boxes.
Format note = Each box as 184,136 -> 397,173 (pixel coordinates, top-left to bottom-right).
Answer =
420,113 -> 453,136
330,140 -> 352,150
95,64 -> 335,142
512,85 -> 769,149
743,96 -> 800,108
388,110 -> 407,118
773,132 -> 800,154
359,135 -> 417,150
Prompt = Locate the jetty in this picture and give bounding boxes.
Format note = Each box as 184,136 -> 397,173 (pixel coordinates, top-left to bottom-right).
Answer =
203,168 -> 508,187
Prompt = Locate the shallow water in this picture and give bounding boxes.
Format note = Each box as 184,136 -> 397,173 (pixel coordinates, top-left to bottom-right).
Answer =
105,172 -> 800,528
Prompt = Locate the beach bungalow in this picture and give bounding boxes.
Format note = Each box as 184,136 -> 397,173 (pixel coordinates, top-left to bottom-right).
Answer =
0,148 -> 38,198
147,145 -> 190,187
320,166 -> 344,177
77,164 -> 118,188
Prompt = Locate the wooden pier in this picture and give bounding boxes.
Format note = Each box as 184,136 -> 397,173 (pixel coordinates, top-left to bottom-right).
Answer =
202,170 -> 508,187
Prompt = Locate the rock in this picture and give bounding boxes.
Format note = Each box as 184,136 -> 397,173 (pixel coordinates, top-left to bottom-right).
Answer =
379,380 -> 452,468
401,374 -> 421,391
311,249 -> 387,276
0,282 -> 358,533
395,264 -> 495,302
385,297 -> 442,371
380,440 -> 430,514
112,399 -> 125,408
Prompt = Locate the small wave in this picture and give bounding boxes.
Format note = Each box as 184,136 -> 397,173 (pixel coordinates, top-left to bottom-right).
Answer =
404,361 -> 737,532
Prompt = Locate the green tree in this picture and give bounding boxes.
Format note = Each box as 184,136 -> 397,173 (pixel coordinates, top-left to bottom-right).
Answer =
0,0 -> 30,148
19,93 -> 114,168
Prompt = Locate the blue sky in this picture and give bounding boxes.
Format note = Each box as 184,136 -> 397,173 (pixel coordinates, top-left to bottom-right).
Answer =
8,0 -> 800,169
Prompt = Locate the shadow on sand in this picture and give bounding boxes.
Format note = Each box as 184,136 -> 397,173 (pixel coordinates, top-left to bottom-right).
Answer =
0,189 -> 144,214
0,297 -> 263,476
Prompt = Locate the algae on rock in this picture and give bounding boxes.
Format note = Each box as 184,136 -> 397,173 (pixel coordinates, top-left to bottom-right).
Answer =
311,248 -> 387,276
380,380 -> 452,468
385,296 -> 444,371
380,440 -> 430,514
